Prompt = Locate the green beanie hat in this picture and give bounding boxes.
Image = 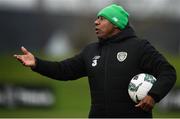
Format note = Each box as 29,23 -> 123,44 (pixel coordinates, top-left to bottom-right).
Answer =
97,4 -> 129,30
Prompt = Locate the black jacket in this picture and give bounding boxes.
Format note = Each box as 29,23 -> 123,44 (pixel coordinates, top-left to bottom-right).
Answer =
32,27 -> 176,118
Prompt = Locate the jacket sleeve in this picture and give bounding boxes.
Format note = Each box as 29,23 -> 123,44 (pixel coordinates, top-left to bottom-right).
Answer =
31,51 -> 87,81
139,40 -> 176,102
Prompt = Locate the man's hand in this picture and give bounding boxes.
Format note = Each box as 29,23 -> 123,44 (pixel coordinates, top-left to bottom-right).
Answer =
14,46 -> 36,68
135,95 -> 155,112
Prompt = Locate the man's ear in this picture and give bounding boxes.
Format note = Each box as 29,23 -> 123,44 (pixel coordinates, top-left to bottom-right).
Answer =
114,26 -> 121,32
114,25 -> 121,30
114,25 -> 119,29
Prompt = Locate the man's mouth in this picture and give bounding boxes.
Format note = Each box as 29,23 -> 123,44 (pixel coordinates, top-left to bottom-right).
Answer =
95,28 -> 100,34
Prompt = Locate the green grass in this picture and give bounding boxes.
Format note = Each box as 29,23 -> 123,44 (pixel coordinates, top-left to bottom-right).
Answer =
0,79 -> 90,118
0,55 -> 91,117
0,54 -> 180,118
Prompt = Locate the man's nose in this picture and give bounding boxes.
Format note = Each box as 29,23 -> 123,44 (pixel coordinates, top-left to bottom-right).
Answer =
94,19 -> 100,26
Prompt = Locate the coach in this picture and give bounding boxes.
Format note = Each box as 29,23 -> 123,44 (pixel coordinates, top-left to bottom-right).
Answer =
14,4 -> 176,118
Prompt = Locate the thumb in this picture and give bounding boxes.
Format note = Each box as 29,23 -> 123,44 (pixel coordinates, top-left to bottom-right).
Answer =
135,101 -> 143,107
21,46 -> 29,54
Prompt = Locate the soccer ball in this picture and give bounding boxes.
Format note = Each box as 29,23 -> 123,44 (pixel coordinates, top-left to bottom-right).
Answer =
128,73 -> 157,103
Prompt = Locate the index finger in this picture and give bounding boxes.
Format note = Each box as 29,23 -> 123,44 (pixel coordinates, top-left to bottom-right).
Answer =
21,46 -> 29,54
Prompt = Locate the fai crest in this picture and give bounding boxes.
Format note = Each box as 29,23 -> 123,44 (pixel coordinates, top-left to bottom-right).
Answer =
117,52 -> 127,62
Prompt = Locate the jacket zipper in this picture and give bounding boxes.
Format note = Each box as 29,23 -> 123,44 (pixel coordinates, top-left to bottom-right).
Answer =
104,45 -> 110,115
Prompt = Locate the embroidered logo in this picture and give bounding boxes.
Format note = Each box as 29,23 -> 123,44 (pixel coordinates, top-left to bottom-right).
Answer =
117,52 -> 127,62
112,17 -> 119,22
92,56 -> 101,67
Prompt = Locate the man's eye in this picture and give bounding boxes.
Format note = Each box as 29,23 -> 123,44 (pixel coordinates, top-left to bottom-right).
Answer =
98,17 -> 104,21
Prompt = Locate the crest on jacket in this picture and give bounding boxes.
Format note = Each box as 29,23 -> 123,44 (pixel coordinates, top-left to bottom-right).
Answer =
92,56 -> 101,67
117,52 -> 127,62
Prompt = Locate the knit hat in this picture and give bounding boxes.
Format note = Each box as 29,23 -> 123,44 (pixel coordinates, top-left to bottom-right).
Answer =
97,4 -> 129,30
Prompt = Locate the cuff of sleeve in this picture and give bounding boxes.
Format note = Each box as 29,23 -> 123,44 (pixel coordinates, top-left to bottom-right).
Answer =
148,92 -> 160,103
31,57 -> 39,71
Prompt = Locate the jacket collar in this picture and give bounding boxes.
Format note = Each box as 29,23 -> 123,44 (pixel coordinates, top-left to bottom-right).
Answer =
98,26 -> 137,45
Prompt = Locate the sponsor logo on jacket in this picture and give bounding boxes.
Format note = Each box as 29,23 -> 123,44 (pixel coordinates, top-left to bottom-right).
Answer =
92,56 -> 101,67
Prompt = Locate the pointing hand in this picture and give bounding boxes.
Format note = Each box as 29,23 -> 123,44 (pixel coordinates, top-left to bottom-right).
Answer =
14,46 -> 36,68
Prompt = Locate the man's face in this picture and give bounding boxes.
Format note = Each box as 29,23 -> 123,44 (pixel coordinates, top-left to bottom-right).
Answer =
94,16 -> 117,39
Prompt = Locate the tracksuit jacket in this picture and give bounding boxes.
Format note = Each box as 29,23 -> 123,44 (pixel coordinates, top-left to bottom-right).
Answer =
32,26 -> 176,118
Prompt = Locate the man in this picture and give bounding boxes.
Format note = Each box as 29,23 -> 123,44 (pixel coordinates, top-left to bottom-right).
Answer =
14,4 -> 176,118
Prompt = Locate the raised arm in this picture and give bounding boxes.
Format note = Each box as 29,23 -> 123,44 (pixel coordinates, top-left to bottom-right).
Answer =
14,46 -> 87,81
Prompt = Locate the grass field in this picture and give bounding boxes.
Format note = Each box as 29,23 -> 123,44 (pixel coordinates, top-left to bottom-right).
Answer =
0,54 -> 179,118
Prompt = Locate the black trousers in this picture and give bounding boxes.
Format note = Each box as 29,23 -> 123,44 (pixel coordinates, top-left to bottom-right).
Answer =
88,103 -> 152,118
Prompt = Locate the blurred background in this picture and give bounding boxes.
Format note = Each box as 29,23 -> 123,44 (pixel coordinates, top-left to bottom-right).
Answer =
0,0 -> 180,118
